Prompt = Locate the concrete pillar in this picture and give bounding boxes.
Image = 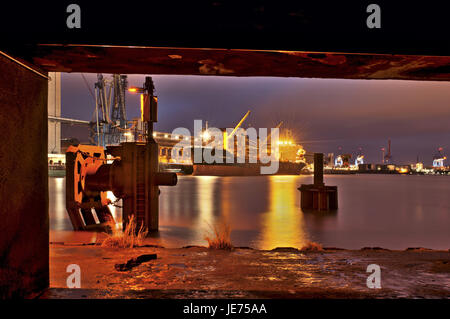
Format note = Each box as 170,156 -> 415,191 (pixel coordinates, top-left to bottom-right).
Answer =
48,72 -> 61,154
0,53 -> 49,297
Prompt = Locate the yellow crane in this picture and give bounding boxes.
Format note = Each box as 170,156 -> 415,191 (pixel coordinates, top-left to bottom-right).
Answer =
223,110 -> 251,151
240,120 -> 284,150
265,121 -> 283,145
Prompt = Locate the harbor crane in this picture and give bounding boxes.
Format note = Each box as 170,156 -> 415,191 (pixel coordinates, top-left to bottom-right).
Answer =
383,139 -> 393,164
89,74 -> 129,147
223,110 -> 251,151
260,120 -> 283,146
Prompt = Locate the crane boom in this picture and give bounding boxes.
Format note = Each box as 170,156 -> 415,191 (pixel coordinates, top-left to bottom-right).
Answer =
229,110 -> 251,139
261,121 -> 283,145
223,110 -> 251,151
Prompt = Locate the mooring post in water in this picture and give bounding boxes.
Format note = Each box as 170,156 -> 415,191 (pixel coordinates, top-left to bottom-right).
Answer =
314,152 -> 324,187
298,153 -> 338,211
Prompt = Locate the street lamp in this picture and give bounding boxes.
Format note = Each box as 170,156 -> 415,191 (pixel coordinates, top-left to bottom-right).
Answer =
128,77 -> 158,141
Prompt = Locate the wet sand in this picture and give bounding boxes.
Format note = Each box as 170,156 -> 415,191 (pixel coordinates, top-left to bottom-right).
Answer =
45,244 -> 450,299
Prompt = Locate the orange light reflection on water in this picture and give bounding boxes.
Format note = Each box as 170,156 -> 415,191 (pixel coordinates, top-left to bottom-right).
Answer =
258,176 -> 308,250
196,176 -> 218,237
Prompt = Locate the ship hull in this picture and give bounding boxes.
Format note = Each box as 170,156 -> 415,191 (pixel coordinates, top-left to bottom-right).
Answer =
192,162 -> 305,176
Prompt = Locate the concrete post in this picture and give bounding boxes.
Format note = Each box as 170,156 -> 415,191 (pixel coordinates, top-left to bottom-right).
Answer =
0,53 -> 49,297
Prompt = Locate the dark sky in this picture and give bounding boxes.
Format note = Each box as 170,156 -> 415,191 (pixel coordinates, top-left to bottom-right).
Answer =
61,73 -> 450,165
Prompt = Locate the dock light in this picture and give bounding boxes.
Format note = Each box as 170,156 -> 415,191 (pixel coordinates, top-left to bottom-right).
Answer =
124,132 -> 132,137
128,87 -> 144,93
202,131 -> 211,141
164,134 -> 169,138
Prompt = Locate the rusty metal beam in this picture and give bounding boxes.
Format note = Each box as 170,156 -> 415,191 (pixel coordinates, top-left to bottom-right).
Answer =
17,44 -> 450,81
1,2 -> 450,81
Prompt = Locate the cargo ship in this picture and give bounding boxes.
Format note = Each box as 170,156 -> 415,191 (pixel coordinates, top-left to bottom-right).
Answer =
192,161 -> 305,176
155,113 -> 308,176
190,126 -> 307,176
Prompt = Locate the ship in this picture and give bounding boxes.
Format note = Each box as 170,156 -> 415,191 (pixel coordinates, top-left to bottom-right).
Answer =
190,118 -> 307,176
192,161 -> 306,176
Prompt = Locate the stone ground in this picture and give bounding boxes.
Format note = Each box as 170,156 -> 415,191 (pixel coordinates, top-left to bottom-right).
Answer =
42,243 -> 450,299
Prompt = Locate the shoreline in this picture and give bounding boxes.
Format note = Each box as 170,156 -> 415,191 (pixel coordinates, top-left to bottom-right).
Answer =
46,243 -> 450,299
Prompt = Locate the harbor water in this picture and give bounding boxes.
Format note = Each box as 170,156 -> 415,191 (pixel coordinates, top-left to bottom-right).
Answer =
49,175 -> 450,250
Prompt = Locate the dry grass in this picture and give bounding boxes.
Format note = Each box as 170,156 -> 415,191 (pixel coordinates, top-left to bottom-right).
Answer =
100,215 -> 148,248
204,219 -> 233,250
300,241 -> 323,251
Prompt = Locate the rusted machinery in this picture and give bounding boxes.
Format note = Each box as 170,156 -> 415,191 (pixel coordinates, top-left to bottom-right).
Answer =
66,144 -> 114,230
66,76 -> 177,232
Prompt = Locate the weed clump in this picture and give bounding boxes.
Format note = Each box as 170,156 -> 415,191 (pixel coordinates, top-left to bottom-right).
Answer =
100,215 -> 148,248
300,241 -> 323,251
204,219 -> 233,250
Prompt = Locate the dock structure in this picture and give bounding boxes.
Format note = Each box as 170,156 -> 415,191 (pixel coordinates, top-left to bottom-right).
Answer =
298,153 -> 338,211
2,0 -> 450,299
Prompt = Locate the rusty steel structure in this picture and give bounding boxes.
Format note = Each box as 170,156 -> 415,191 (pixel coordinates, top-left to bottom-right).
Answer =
65,144 -> 114,230
66,77 -> 177,232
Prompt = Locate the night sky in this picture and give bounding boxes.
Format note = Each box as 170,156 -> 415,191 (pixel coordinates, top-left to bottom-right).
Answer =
61,73 -> 450,165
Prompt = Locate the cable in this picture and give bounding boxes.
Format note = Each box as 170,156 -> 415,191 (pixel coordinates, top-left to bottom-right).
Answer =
81,73 -> 96,101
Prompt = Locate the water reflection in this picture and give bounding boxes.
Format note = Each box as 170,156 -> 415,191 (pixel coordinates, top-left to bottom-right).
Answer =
49,177 -> 66,231
257,176 -> 308,250
106,191 -> 122,229
196,176 -> 218,239
50,175 -> 450,249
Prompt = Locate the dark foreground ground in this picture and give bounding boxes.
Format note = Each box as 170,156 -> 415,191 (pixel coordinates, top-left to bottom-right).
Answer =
43,243 -> 449,299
